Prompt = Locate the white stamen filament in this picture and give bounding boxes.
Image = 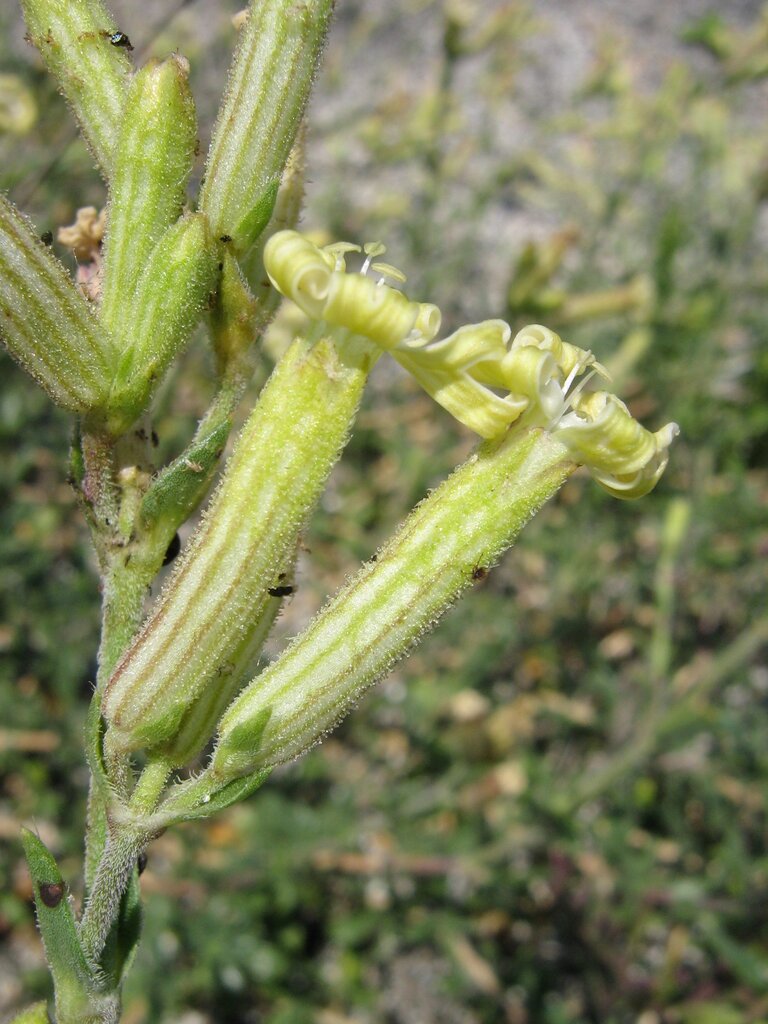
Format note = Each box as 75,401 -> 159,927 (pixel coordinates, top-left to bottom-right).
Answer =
546,361 -> 599,431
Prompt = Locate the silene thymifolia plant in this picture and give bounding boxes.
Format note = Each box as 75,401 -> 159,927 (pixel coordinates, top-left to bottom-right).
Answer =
2,1 -> 679,1021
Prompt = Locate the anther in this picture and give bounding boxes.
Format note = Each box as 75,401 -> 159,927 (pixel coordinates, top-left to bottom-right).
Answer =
361,241 -> 386,275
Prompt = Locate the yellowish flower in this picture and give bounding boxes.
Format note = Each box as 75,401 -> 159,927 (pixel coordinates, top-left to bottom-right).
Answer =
263,230 -> 678,498
263,230 -> 440,350
553,391 -> 679,499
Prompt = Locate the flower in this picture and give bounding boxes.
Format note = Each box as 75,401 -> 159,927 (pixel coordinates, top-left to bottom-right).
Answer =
263,230 -> 678,498
263,229 -> 440,350
391,319 -> 530,438
57,206 -> 107,263
552,391 -> 679,499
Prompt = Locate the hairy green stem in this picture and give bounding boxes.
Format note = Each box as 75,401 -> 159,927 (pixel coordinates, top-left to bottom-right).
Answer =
78,827 -> 148,970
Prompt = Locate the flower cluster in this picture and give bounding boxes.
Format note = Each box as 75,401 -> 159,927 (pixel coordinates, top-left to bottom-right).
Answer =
264,230 -> 678,497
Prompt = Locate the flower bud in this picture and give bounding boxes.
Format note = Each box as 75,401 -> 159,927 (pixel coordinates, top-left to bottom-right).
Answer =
0,195 -> 113,414
20,0 -> 132,176
200,0 -> 334,254
100,55 -> 198,335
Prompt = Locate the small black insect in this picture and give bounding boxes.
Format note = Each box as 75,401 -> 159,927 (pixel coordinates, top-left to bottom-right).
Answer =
268,584 -> 294,597
219,234 -> 232,243
40,230 -> 53,246
471,564 -> 488,582
39,882 -> 64,908
108,31 -> 133,50
137,851 -> 148,875
163,532 -> 181,566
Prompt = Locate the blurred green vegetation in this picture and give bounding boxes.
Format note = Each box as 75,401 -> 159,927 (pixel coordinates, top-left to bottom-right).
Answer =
2,2 -> 768,1022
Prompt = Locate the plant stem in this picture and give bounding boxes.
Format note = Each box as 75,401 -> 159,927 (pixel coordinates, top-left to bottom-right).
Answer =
129,758 -> 173,815
78,826 -> 148,970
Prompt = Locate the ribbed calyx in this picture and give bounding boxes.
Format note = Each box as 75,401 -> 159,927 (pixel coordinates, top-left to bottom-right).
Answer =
199,0 -> 335,255
105,212 -> 219,434
0,195 -> 114,415
20,0 -> 133,176
102,334 -> 378,756
100,54 -> 198,333
210,425 -> 576,780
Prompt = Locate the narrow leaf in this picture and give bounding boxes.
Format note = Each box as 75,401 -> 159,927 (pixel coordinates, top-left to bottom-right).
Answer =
140,419 -> 231,539
159,767 -> 271,825
20,830 -> 97,1020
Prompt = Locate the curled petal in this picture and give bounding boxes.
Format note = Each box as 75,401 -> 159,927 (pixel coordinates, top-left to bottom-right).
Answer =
261,233 -> 677,499
499,347 -> 562,422
394,321 -> 528,438
321,271 -> 423,349
264,229 -> 332,317
264,229 -> 431,349
554,391 -> 679,499
413,303 -> 442,342
557,392 -> 655,474
511,323 -> 609,382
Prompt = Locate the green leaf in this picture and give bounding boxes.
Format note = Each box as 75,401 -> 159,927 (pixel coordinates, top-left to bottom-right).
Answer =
140,419 -> 231,538
160,768 -> 272,825
20,830 -> 98,1020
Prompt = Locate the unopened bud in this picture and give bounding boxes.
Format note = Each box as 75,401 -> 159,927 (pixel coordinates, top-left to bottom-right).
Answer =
20,0 -> 132,175
106,213 -> 219,434
0,195 -> 113,415
200,0 -> 334,254
100,54 -> 198,335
